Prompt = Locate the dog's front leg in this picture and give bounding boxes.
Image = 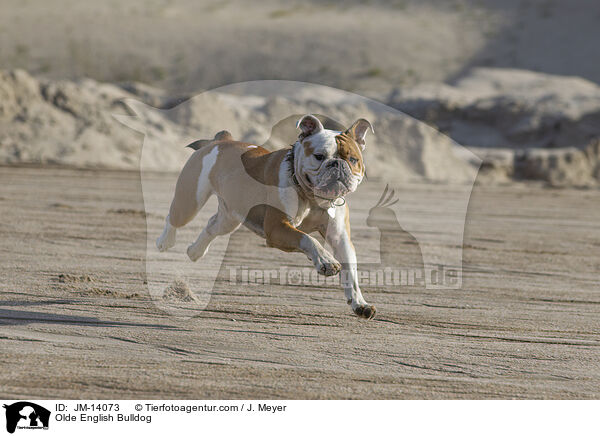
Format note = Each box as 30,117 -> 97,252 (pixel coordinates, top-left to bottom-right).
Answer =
325,205 -> 376,319
264,207 -> 341,276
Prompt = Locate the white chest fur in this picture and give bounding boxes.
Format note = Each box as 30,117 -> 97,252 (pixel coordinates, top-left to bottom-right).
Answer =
277,158 -> 311,227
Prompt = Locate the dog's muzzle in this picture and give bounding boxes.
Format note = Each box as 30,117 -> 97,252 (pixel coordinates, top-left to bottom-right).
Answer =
312,159 -> 355,200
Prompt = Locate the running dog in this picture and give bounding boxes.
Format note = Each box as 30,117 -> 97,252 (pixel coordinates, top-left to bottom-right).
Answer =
156,115 -> 375,318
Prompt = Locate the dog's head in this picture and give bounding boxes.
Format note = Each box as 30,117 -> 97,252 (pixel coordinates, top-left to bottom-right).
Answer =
293,114 -> 373,200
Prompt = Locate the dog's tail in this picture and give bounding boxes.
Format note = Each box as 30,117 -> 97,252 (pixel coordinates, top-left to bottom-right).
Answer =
185,130 -> 233,150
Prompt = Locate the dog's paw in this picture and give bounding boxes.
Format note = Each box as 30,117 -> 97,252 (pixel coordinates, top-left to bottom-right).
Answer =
187,243 -> 208,262
353,304 -> 376,320
156,233 -> 176,252
313,251 -> 341,276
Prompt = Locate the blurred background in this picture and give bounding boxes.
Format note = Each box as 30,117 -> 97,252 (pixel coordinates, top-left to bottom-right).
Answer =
1,0 -> 600,184
3,0 -> 600,92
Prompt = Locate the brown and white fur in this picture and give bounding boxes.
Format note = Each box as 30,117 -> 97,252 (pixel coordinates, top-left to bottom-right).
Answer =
156,115 -> 375,319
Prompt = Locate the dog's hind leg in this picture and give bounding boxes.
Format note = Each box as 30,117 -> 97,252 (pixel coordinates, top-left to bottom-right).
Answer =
157,146 -> 219,252
187,198 -> 241,261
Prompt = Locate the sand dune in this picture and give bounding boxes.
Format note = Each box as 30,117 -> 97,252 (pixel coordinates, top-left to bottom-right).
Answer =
389,68 -> 600,186
0,69 -> 479,184
3,67 -> 600,186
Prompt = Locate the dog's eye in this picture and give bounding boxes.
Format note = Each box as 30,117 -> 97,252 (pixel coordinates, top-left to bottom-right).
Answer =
349,157 -> 358,165
314,154 -> 324,161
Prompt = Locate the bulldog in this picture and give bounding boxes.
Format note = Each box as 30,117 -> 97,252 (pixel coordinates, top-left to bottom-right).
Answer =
156,114 -> 376,319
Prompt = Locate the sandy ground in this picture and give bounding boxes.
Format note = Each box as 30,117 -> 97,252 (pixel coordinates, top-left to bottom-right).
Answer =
1,166 -> 599,399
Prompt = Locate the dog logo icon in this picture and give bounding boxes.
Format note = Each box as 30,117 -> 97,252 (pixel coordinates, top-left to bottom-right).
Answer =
115,80 -> 481,317
3,402 -> 50,434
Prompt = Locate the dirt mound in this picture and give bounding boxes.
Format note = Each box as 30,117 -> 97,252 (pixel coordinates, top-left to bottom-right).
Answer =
0,70 -> 142,168
4,67 -> 600,186
389,68 -> 600,186
163,279 -> 198,303
0,70 -> 478,184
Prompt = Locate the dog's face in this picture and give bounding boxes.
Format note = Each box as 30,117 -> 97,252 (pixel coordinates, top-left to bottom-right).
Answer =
294,115 -> 373,200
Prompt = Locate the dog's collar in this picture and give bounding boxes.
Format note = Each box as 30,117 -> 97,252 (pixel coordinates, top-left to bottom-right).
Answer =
286,146 -> 346,210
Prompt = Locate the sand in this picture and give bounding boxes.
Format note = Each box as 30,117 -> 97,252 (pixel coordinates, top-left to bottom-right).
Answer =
1,166 -> 599,399
0,69 -> 480,183
1,0 -> 600,401
4,67 -> 600,187
3,0 -> 600,94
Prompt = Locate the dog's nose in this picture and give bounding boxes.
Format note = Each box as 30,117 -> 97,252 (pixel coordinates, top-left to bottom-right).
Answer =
327,160 -> 340,169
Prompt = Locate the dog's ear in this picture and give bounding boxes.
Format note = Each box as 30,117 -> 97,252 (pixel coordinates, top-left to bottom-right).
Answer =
345,118 -> 373,150
296,114 -> 324,138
